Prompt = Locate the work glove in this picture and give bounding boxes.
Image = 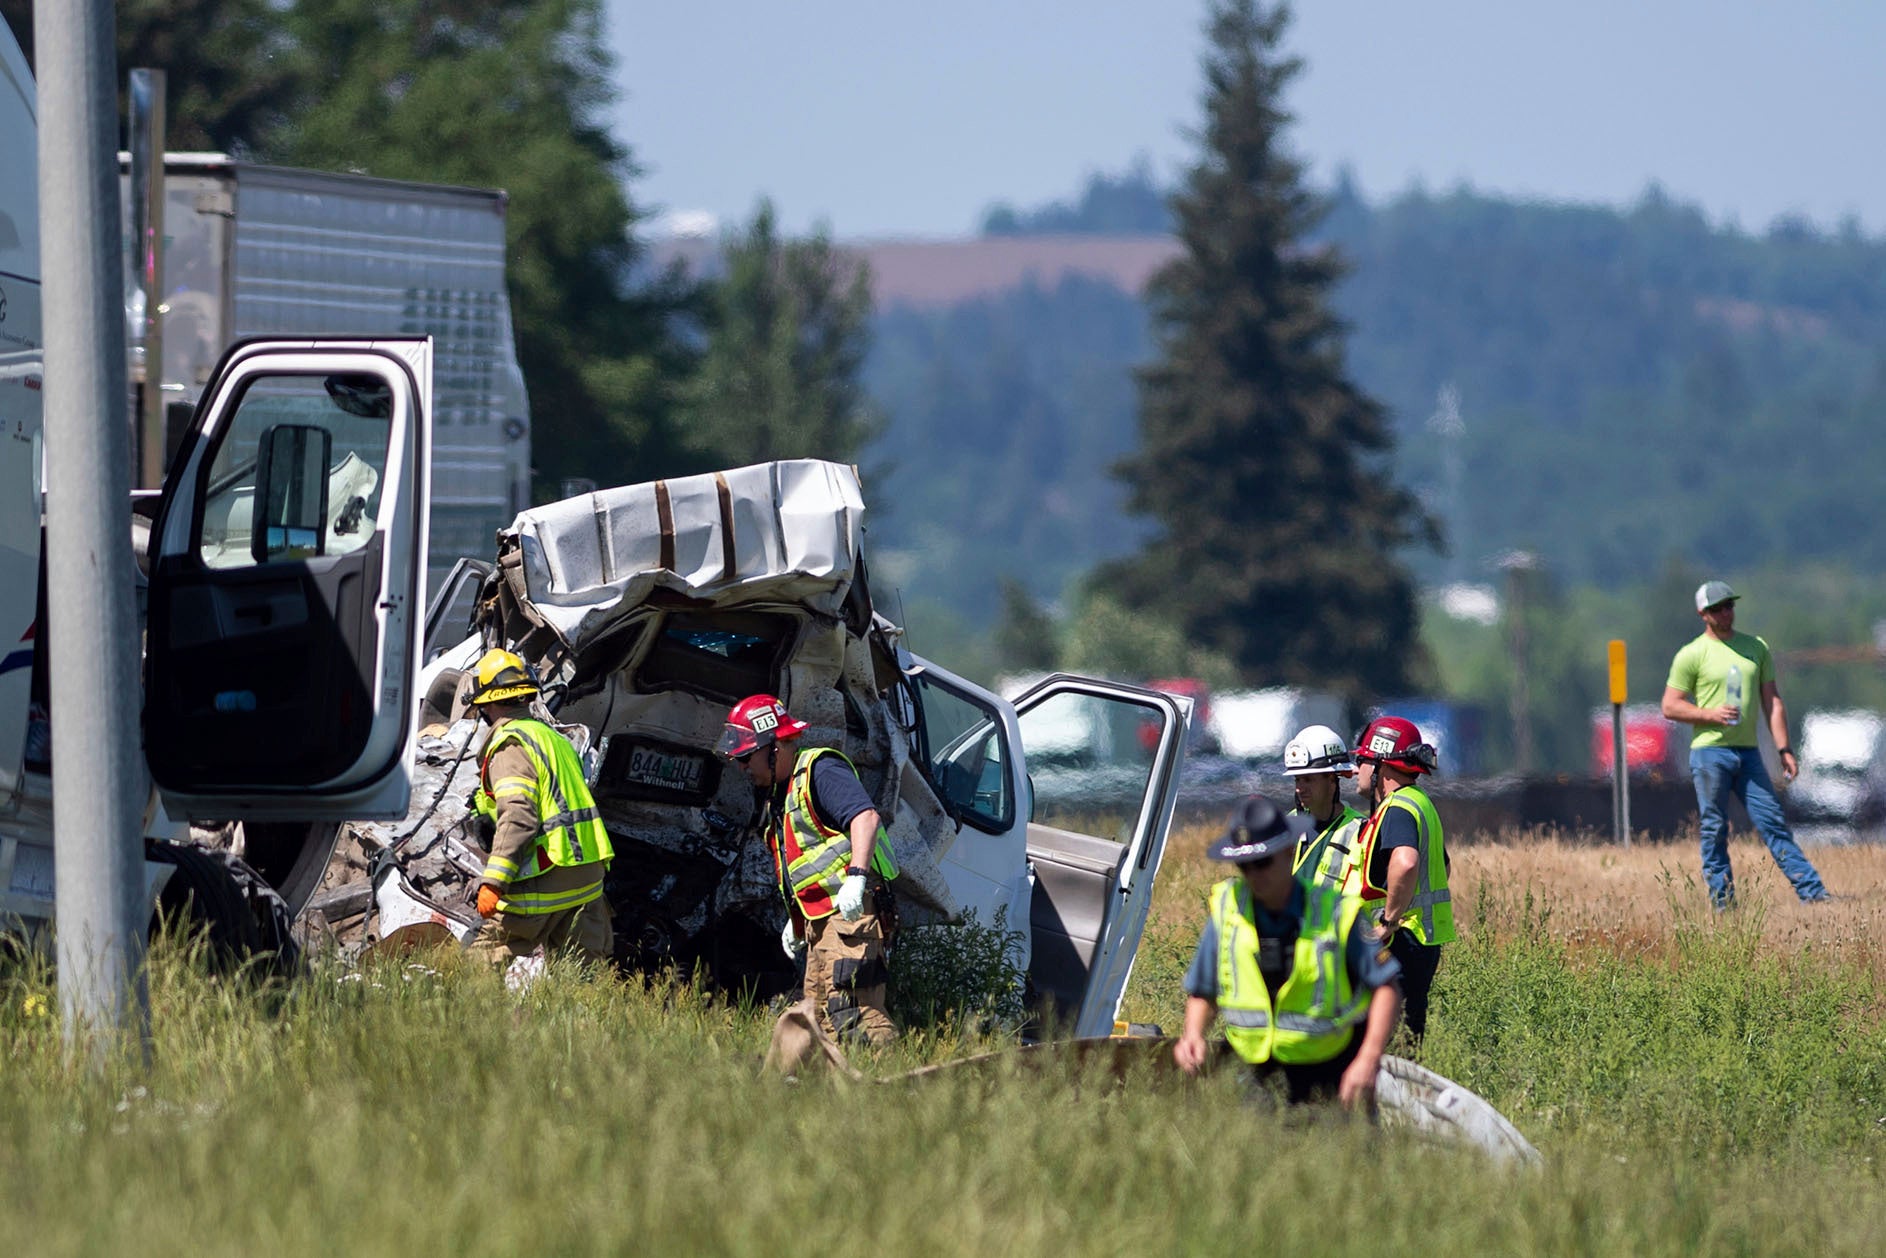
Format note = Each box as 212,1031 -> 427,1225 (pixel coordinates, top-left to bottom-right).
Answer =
781,919 -> 806,961
476,885 -> 502,919
836,874 -> 868,921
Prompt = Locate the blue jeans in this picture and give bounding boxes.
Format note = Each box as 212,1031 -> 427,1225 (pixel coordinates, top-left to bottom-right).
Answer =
1690,745 -> 1827,907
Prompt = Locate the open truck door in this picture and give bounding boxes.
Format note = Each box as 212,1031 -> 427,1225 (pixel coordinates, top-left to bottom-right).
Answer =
143,338 -> 432,821
1013,675 -> 1188,1039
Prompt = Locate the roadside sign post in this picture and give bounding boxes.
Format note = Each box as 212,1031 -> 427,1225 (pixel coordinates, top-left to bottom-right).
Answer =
1608,639 -> 1630,849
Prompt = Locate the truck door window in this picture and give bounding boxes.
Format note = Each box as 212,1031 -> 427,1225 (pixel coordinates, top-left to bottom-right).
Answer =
194,375 -> 391,569
911,672 -> 1012,832
1018,691 -> 1161,840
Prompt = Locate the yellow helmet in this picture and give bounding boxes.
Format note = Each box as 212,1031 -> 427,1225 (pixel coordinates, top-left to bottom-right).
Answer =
467,648 -> 539,705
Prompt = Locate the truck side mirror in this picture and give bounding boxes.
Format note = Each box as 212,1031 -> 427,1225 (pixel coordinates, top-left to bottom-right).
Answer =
252,422 -> 332,563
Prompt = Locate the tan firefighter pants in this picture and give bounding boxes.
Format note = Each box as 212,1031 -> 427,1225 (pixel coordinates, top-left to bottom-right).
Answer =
467,895 -> 615,970
804,907 -> 896,1046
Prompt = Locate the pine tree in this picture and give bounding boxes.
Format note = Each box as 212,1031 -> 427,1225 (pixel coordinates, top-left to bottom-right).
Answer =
1099,0 -> 1436,699
266,0 -> 701,499
681,200 -> 881,471
2,0 -> 298,152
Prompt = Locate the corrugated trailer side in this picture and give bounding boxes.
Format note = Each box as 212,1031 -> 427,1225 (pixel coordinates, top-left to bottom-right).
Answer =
137,155 -> 531,589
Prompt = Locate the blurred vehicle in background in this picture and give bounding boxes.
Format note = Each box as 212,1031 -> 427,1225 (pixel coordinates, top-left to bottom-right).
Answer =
1790,710 -> 1886,825
1590,704 -> 1690,780
1207,688 -> 1346,768
1368,698 -> 1486,778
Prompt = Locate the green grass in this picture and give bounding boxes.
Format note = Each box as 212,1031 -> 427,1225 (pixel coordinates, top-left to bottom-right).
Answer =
3,904 -> 1885,1254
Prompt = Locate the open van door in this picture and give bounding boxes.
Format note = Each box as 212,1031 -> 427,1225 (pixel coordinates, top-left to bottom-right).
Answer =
143,337 -> 432,821
1013,674 -> 1188,1039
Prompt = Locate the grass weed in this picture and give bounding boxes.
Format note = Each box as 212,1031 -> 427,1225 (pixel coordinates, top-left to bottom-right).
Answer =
3,825 -> 1885,1253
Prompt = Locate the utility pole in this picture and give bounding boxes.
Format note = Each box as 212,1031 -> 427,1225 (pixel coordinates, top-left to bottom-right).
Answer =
37,0 -> 153,1059
1427,384 -> 1465,585
1499,550 -> 1540,776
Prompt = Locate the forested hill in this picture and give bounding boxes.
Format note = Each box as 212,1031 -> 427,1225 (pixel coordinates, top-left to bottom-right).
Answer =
861,172 -> 1886,626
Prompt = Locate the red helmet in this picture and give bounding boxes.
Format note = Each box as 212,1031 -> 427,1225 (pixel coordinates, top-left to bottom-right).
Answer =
716,694 -> 808,760
1353,715 -> 1438,775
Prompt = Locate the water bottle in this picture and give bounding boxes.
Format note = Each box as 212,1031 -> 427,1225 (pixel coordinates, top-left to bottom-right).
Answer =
1724,664 -> 1743,721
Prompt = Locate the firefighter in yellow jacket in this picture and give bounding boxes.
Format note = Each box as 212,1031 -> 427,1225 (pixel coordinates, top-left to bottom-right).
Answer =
1174,796 -> 1402,1111
719,694 -> 899,1045
465,649 -> 615,969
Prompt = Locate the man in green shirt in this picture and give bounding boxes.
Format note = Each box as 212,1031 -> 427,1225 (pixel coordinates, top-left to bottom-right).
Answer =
1661,580 -> 1829,909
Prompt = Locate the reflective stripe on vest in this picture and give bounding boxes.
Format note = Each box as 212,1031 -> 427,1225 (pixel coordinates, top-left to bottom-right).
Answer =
474,718 -> 613,909
1350,785 -> 1455,946
775,746 -> 898,921
1211,878 -> 1370,1066
1293,805 -> 1365,893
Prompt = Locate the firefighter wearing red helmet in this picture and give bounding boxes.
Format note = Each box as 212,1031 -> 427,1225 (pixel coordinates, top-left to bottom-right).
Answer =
1349,714 -> 1454,1041
718,694 -> 900,1046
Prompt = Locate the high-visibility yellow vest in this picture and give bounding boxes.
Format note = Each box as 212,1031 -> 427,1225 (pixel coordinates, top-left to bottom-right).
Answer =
473,718 -> 613,914
1212,878 -> 1370,1065
1292,804 -> 1366,893
773,747 -> 898,921
1346,784 -> 1455,946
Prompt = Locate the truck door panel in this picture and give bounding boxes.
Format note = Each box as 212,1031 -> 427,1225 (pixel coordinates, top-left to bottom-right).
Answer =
148,540 -> 381,786
1024,823 -> 1126,1022
144,339 -> 431,820
1011,676 -> 1187,1039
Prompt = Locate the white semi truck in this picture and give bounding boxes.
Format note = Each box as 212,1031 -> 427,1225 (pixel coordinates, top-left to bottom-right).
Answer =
1,26 -> 435,955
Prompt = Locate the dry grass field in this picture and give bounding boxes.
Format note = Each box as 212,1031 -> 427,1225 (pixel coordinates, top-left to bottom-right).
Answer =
1147,817 -> 1886,955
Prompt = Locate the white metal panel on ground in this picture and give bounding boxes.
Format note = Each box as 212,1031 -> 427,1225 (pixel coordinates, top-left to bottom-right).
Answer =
510,459 -> 866,653
1377,1054 -> 1543,1166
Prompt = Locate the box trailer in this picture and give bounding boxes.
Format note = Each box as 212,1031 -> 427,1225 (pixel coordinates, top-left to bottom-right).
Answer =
122,153 -> 531,586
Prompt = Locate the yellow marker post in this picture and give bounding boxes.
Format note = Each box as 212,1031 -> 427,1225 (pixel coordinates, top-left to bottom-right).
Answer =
1607,639 -> 1631,848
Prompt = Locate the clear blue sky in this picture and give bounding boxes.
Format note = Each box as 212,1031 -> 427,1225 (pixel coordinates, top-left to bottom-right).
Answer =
608,1 -> 1883,240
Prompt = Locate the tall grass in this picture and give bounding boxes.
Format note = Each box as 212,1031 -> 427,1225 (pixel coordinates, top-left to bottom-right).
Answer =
3,827 -> 1885,1254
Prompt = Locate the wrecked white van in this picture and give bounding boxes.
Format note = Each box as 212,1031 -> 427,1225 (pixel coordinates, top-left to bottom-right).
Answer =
316,460 -> 1190,1038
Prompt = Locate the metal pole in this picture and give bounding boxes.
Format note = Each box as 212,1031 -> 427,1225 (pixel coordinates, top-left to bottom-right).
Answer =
1620,727 -> 1632,850
1611,703 -> 1627,848
37,0 -> 153,1059
128,67 -> 166,489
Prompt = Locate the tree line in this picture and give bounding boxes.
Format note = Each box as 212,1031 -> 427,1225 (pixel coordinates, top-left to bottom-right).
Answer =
2,0 -> 874,502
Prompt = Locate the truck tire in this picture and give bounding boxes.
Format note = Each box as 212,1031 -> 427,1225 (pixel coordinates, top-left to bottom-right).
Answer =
234,821 -> 342,917
147,839 -> 302,977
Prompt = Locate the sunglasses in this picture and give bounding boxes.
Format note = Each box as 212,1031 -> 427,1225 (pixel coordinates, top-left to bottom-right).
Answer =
732,749 -> 758,765
1237,853 -> 1279,872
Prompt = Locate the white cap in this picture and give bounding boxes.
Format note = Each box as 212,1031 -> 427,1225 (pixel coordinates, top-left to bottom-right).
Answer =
1694,580 -> 1739,612
1283,724 -> 1354,777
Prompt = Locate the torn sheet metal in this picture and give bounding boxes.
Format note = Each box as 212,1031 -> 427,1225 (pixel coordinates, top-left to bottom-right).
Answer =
510,459 -> 865,654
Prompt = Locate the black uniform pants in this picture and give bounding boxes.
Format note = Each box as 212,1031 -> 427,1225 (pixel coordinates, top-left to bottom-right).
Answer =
1388,930 -> 1443,1041
1217,1038 -> 1363,1108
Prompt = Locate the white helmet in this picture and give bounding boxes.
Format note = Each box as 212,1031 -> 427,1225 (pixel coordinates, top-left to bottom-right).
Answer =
1283,724 -> 1354,777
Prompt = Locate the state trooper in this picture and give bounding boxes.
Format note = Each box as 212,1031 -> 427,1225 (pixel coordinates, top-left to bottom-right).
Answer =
1174,795 -> 1403,1110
